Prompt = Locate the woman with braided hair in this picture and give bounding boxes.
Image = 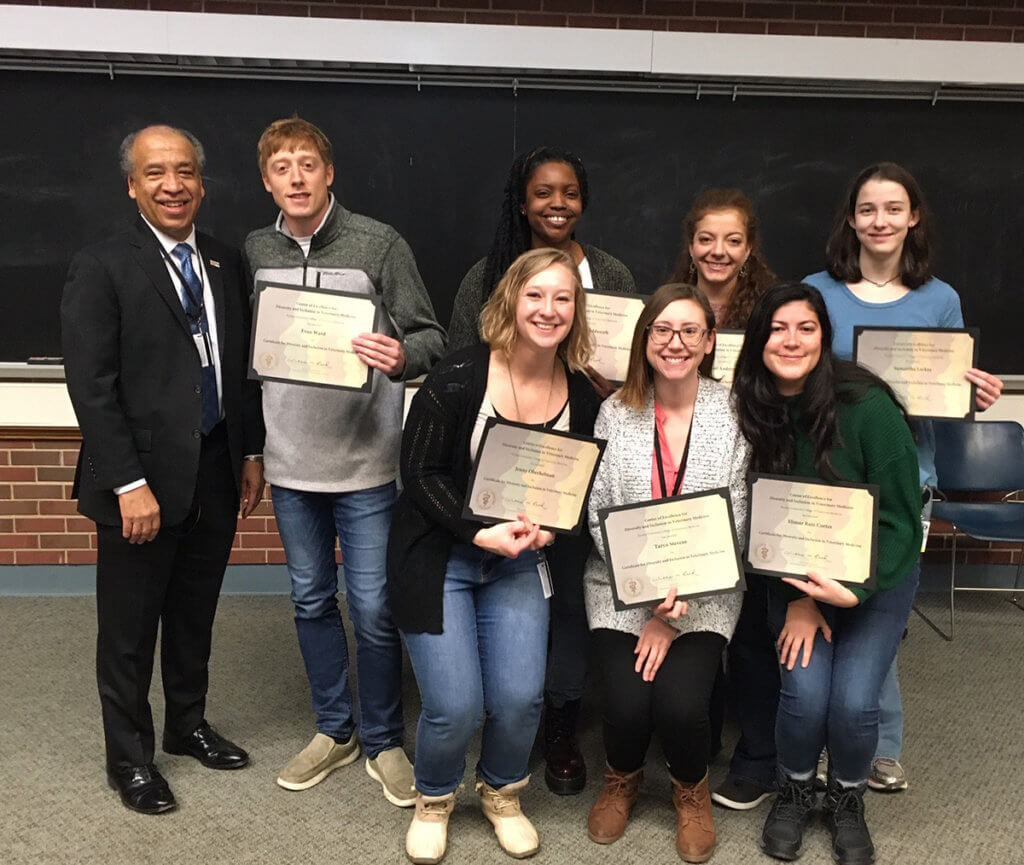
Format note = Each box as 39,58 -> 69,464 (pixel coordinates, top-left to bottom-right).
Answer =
447,146 -> 636,798
448,146 -> 636,352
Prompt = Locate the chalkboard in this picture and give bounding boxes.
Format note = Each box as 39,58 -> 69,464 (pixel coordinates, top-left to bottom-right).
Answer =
1,69 -> 1021,371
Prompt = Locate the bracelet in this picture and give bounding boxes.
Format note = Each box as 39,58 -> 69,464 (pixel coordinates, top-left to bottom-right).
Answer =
243,455 -> 264,462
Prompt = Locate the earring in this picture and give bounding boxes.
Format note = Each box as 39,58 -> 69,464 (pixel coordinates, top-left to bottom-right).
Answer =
687,261 -> 696,282
738,262 -> 749,279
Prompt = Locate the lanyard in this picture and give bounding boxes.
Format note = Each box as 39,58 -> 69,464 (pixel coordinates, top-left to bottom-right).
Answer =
654,411 -> 693,499
159,246 -> 207,327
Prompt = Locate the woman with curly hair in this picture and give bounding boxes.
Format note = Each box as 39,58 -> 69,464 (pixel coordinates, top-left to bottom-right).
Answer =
669,189 -> 782,812
669,188 -> 776,330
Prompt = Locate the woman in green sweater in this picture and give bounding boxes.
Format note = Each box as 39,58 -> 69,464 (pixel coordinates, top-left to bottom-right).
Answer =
731,283 -> 922,865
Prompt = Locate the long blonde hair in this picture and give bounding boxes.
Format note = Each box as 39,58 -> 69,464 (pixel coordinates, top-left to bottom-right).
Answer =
479,248 -> 593,371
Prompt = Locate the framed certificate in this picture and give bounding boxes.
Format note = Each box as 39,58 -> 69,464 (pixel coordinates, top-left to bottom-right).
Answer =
599,488 -> 746,610
585,290 -> 647,385
463,419 -> 606,535
711,329 -> 744,387
852,326 -> 979,420
248,281 -> 380,392
746,473 -> 879,588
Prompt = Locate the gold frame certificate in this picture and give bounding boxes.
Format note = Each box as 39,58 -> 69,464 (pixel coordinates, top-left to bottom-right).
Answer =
598,489 -> 746,610
853,326 -> 979,420
585,290 -> 647,384
711,329 -> 744,387
463,419 -> 606,535
249,281 -> 380,392
746,473 -> 879,588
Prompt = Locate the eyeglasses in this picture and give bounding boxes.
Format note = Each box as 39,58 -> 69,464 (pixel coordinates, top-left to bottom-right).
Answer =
646,323 -> 709,347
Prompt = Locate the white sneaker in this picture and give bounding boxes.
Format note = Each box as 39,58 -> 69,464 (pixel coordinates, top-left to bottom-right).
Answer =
868,757 -> 908,792
406,792 -> 455,864
476,776 -> 540,859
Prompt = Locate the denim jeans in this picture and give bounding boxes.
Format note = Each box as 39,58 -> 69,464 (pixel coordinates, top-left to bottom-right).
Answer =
769,565 -> 920,785
402,544 -> 549,796
876,659 -> 903,760
725,572 -> 780,789
271,482 -> 403,759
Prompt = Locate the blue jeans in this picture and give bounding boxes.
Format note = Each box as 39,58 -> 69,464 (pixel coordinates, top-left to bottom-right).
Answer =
769,565 -> 919,785
726,572 -> 780,789
271,483 -> 403,759
402,544 -> 550,796
876,659 -> 903,760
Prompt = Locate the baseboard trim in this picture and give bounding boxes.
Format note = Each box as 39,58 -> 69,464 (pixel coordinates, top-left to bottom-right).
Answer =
0,565 -> 292,596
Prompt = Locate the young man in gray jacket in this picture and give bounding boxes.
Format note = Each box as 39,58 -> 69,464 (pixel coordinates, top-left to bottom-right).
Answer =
245,117 -> 446,805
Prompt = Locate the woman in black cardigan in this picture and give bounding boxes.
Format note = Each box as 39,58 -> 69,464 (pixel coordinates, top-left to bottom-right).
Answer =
389,248 -> 601,864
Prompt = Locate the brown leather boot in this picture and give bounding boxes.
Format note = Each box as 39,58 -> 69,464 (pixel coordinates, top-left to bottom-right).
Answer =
671,773 -> 716,863
586,765 -> 643,844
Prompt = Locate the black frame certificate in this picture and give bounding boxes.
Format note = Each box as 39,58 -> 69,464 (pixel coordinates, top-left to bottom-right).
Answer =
599,488 -> 746,610
852,326 -> 979,421
463,419 -> 606,536
585,290 -> 647,385
710,329 -> 744,387
248,280 -> 380,392
746,473 -> 879,589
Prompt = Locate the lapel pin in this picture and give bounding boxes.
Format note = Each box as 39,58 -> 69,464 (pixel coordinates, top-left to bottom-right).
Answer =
209,259 -> 221,268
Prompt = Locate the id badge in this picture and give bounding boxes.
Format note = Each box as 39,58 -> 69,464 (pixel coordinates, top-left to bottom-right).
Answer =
537,552 -> 553,599
193,332 -> 213,367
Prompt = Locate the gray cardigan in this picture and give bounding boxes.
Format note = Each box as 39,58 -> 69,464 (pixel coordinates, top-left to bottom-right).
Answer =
584,377 -> 751,640
447,243 -> 637,352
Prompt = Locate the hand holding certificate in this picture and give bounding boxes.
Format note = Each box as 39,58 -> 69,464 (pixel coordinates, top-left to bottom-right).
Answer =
464,419 -> 606,535
249,281 -> 380,392
853,326 -> 979,420
599,489 -> 745,610
746,474 -> 879,588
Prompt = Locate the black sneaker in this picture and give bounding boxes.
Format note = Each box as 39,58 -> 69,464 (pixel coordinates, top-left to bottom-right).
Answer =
759,774 -> 817,861
824,780 -> 875,865
712,774 -> 772,810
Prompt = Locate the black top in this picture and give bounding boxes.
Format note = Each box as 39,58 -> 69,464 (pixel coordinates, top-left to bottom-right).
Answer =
387,343 -> 603,634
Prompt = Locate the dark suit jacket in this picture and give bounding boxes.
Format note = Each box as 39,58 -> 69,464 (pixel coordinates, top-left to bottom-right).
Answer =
62,217 -> 265,527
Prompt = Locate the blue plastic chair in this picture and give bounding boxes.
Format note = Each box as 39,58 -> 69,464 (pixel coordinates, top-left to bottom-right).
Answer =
916,420 -> 1024,640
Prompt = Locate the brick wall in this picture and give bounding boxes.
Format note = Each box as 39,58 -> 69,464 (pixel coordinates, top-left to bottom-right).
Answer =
11,0 -> 1024,43
2,431 -> 1018,570
0,434 -> 292,567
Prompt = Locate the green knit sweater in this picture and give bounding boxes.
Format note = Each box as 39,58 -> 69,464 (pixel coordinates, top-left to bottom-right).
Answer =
780,385 -> 922,604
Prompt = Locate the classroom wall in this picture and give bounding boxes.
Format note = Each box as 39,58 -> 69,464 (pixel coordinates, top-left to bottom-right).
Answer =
22,0 -> 1024,42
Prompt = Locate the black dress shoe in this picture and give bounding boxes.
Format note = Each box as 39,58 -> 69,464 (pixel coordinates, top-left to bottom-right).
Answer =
107,763 -> 177,815
164,721 -> 249,769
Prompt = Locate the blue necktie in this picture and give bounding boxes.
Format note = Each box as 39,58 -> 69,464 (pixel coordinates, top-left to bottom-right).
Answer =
173,243 -> 220,435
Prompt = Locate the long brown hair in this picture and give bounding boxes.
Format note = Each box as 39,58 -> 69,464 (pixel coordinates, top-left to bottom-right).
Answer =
669,188 -> 776,328
617,283 -> 715,410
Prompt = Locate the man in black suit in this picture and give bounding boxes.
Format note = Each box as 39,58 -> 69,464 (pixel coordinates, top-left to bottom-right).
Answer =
62,125 -> 265,815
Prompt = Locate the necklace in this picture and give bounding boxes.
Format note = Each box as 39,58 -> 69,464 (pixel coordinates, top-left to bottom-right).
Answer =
507,354 -> 556,424
862,274 -> 900,289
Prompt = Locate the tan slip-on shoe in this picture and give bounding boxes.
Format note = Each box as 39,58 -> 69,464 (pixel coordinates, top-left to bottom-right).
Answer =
406,792 -> 456,864
367,747 -> 417,807
277,732 -> 360,791
587,765 -> 643,844
476,776 -> 540,859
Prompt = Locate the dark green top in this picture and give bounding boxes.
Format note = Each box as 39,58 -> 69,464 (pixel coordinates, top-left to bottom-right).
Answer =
780,385 -> 922,604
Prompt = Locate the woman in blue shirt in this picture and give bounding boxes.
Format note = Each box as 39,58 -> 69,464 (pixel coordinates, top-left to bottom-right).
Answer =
805,161 -> 1003,792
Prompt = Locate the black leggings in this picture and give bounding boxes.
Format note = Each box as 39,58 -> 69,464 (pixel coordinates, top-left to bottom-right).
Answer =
593,627 -> 726,784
